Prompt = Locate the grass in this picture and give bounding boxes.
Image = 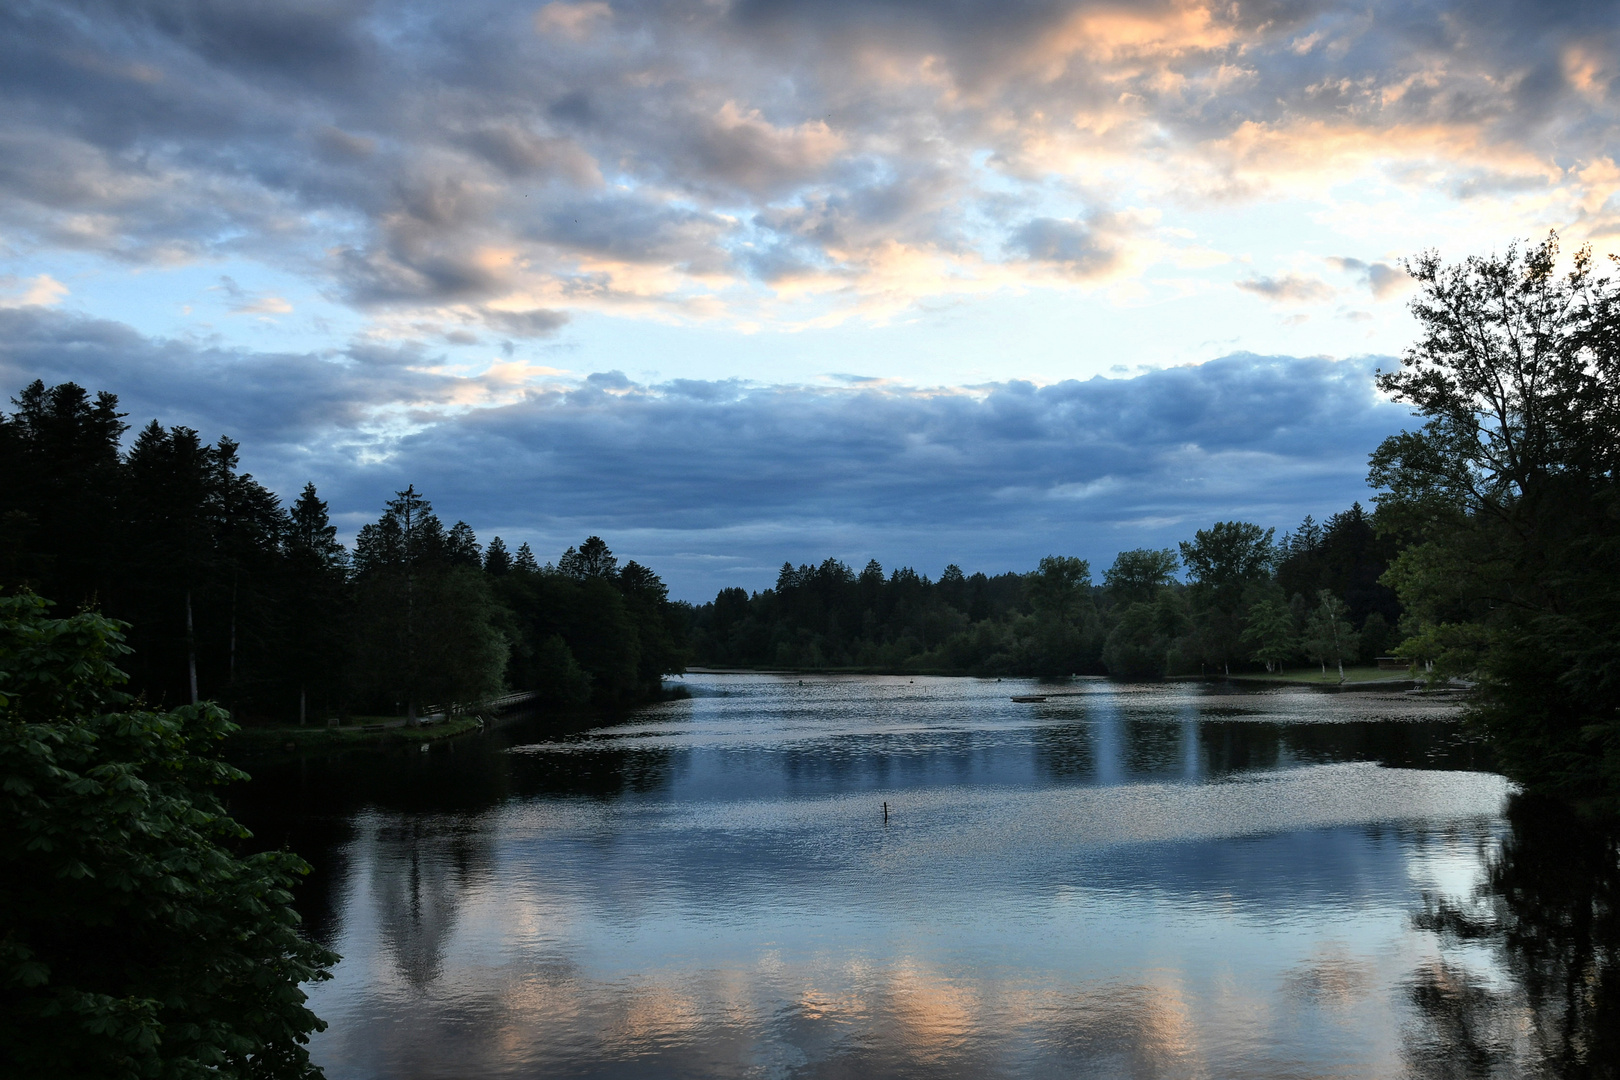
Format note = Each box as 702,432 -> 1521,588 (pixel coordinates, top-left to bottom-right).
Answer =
226,714 -> 484,753
1225,665 -> 1415,685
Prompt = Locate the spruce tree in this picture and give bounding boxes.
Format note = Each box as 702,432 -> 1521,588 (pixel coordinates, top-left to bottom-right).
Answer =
446,521 -> 481,568
0,381 -> 126,606
123,423 -> 214,704
484,536 -> 512,575
283,484 -> 348,724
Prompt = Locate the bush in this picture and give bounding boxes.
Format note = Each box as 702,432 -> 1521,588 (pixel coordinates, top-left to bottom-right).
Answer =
0,593 -> 338,1078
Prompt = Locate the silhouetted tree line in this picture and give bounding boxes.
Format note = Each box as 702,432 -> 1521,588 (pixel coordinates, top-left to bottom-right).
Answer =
0,381 -> 689,721
690,509 -> 1401,679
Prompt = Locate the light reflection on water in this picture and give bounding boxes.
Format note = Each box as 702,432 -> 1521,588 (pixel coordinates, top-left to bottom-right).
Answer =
232,675 -> 1583,1079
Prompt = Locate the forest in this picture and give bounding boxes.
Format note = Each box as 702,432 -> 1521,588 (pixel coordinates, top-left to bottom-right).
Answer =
688,505 -> 1399,681
0,385 -> 689,722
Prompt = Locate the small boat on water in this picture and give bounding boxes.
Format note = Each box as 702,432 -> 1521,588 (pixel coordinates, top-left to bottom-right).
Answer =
1010,695 -> 1047,703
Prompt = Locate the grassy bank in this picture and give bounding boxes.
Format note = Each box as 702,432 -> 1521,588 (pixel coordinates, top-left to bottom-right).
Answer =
226,714 -> 484,753
1224,665 -> 1416,686
688,665 -> 1422,686
683,665 -> 1009,677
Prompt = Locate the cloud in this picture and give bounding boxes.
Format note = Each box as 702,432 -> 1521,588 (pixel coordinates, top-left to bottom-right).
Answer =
216,275 -> 292,314
481,307 -> 569,337
533,2 -> 613,41
681,103 -> 846,197
0,274 -> 68,308
2,0 -> 1616,331
1012,216 -> 1126,279
1235,273 -> 1336,304
0,307 -> 1408,599
0,307 -> 497,458
1327,257 -> 1414,300
314,126 -> 377,161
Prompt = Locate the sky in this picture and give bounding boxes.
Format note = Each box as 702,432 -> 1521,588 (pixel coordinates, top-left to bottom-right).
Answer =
2,0 -> 1618,599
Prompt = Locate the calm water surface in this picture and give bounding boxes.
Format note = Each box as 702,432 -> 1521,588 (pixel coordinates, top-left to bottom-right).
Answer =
232,675 -> 1619,1079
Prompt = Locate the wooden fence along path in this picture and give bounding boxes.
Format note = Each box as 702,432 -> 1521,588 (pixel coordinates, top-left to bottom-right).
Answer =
421,689 -> 541,722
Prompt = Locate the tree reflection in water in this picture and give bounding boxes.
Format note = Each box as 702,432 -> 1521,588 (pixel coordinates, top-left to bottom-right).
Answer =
370,817 -> 494,988
228,709 -> 677,957
1406,795 -> 1619,1079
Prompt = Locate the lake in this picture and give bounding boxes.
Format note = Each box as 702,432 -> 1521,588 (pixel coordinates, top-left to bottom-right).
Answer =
230,673 -> 1619,1079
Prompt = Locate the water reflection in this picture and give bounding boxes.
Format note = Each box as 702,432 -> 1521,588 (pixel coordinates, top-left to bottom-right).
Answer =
366,817 -> 495,988
222,676 -> 1608,1078
1030,721 -> 1095,780
1405,795 -> 1620,1079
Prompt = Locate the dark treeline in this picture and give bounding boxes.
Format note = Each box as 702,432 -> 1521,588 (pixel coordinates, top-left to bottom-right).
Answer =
690,504 -> 1399,679
0,381 -> 688,721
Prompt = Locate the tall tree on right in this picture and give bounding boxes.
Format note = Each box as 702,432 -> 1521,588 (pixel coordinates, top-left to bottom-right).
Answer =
1370,234 -> 1620,798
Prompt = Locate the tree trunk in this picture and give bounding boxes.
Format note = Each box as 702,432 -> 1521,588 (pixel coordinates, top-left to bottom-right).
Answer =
185,587 -> 199,705
229,574 -> 238,685
1337,658 -> 1346,683
405,499 -> 417,727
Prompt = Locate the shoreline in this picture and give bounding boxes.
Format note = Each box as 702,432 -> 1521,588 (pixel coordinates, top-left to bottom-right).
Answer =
225,714 -> 485,758
224,682 -> 689,761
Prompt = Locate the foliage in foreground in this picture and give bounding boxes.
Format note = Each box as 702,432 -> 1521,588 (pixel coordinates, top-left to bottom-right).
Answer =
0,593 -> 337,1078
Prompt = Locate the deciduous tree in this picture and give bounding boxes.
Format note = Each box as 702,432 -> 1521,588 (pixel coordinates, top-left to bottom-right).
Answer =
0,593 -> 337,1077
1303,590 -> 1357,682
1370,234 -> 1620,796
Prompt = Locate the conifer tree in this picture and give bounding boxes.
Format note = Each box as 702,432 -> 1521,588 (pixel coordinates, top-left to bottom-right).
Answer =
559,536 -> 617,580
350,487 -> 505,721
446,521 -> 481,568
284,484 -> 348,724
483,536 -> 511,575
123,422 -> 214,704
0,381 -> 126,605
205,436 -> 284,698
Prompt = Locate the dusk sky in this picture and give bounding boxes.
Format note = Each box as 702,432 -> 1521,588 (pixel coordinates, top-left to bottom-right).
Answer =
3,0 -> 1617,599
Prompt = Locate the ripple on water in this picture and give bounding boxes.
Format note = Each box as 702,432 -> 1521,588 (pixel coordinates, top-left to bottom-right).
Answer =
269,674 -> 1533,1080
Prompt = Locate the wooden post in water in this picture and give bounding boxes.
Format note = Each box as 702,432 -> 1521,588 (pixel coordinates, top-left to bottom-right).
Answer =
882,801 -> 888,823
